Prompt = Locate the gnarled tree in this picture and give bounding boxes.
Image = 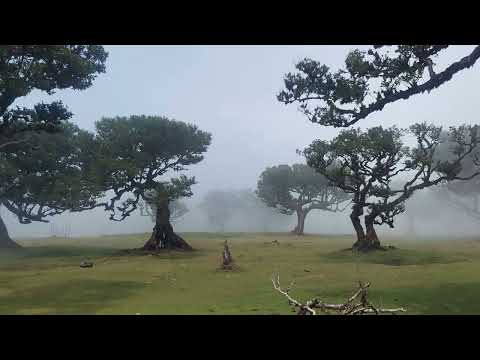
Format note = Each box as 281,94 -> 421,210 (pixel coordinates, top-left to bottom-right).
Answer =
0,122 -> 104,248
302,123 -> 480,251
0,45 -> 107,248
94,115 -> 211,251
256,164 -> 350,235
141,177 -> 195,251
278,45 -> 480,127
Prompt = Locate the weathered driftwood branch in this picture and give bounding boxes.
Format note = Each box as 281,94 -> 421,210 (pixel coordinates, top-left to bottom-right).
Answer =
272,274 -> 406,315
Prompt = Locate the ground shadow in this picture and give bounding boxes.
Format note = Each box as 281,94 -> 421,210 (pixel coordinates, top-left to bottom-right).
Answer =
0,279 -> 145,314
370,282 -> 480,314
320,248 -> 470,266
115,247 -> 206,260
0,246 -> 118,271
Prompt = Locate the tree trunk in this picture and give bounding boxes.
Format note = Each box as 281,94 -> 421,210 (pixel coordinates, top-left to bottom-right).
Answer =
298,211 -> 306,235
350,204 -> 367,250
291,210 -> 306,235
350,206 -> 385,252
222,240 -> 233,266
0,213 -> 21,249
364,214 -> 382,250
142,200 -> 193,251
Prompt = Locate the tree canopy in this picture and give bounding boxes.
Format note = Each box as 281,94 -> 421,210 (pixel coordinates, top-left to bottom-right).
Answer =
301,122 -> 480,250
93,115 -> 212,250
0,45 -> 108,151
0,45 -> 108,249
0,122 -> 104,248
278,46 -> 480,127
256,163 -> 350,234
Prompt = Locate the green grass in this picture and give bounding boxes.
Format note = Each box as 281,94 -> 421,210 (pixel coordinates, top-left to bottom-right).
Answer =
1,232 -> 480,314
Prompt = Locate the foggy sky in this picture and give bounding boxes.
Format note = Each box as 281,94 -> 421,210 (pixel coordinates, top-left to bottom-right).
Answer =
6,45 -> 480,238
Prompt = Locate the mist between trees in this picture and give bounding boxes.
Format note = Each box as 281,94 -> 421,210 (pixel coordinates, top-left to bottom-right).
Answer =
5,185 -> 480,240
3,45 -> 480,250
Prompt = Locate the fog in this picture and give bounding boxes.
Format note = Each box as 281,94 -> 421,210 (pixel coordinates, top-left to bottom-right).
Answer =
5,45 -> 480,240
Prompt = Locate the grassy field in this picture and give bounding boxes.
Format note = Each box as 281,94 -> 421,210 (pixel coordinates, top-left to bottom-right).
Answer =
1,232 -> 480,314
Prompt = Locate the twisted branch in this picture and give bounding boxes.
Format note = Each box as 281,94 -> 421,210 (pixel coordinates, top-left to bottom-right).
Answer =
272,275 -> 406,315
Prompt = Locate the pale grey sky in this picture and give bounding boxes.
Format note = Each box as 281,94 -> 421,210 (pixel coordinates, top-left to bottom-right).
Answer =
5,45 -> 480,238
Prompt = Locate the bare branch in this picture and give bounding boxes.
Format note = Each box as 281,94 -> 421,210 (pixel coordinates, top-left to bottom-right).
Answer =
272,274 -> 316,315
272,275 -> 406,315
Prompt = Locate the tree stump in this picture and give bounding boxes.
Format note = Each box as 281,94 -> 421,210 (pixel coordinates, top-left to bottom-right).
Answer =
220,240 -> 238,271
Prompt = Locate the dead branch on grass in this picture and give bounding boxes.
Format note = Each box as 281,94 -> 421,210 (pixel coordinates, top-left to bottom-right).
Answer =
272,274 -> 406,315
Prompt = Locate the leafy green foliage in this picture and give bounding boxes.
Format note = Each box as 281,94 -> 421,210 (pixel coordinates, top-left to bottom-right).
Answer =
0,46 -> 107,104
302,123 -> 480,229
256,163 -> 350,215
0,45 -> 108,230
93,115 -> 212,221
0,45 -> 108,150
278,45 -> 480,127
0,122 -> 104,224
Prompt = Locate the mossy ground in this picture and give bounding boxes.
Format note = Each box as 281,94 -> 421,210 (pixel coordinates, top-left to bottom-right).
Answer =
1,232 -> 480,314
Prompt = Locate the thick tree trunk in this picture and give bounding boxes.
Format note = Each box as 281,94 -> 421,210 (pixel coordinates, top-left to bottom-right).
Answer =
364,215 -> 382,250
291,210 -> 306,235
350,206 -> 386,252
142,200 -> 193,251
0,213 -> 21,249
